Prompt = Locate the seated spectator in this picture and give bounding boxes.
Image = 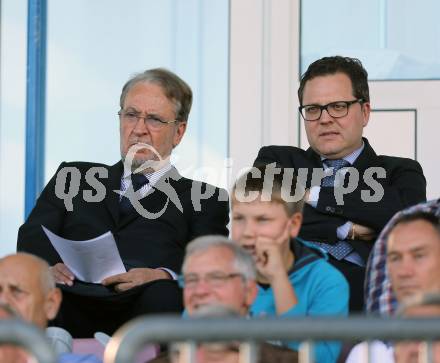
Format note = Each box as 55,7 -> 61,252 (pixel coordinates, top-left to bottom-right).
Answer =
150,235 -> 298,363
253,55 -> 426,312
17,68 -> 229,337
231,167 -> 349,363
365,199 -> 440,315
346,292 -> 440,363
0,253 -> 101,363
347,211 -> 440,362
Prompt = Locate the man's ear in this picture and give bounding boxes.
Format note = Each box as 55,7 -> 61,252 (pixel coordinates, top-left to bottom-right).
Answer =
362,101 -> 371,127
288,212 -> 303,239
44,288 -> 62,321
173,121 -> 187,148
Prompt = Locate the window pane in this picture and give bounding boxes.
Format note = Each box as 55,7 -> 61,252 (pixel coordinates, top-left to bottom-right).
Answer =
301,0 -> 440,80
45,0 -> 229,188
0,0 -> 27,256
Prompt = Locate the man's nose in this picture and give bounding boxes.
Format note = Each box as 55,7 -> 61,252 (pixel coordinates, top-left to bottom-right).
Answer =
191,279 -> 212,295
318,108 -> 334,123
242,221 -> 257,238
132,116 -> 149,134
397,257 -> 415,277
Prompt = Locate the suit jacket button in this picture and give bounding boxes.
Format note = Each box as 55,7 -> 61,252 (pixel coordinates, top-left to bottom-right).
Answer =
325,206 -> 335,213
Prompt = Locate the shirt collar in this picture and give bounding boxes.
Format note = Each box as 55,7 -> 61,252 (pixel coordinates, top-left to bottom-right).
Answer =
122,160 -> 172,180
121,161 -> 173,190
320,141 -> 365,165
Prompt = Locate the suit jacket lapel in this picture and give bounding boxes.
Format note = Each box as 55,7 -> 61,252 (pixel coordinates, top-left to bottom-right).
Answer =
304,147 -> 325,187
352,137 -> 381,172
305,147 -> 324,167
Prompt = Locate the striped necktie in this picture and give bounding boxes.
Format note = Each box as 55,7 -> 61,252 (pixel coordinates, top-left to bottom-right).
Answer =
119,173 -> 149,216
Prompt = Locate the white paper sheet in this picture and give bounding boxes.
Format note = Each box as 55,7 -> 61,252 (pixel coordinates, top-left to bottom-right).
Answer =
42,225 -> 126,283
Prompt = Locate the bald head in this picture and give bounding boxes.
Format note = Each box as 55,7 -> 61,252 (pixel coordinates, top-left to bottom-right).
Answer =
0,253 -> 61,328
1,253 -> 55,291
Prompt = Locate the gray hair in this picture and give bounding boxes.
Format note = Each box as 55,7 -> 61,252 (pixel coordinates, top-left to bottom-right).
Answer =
182,235 -> 256,281
119,68 -> 193,122
397,292 -> 440,316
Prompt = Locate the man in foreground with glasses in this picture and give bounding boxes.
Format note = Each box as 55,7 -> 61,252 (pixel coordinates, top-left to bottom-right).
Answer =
149,235 -> 298,363
17,68 -> 229,337
254,56 -> 426,312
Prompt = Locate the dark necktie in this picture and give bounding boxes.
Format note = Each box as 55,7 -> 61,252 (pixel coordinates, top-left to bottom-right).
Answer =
321,159 -> 351,187
119,173 -> 149,216
315,158 -> 353,260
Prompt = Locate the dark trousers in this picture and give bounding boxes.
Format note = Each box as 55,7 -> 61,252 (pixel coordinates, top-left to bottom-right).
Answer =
327,257 -> 366,313
51,279 -> 183,338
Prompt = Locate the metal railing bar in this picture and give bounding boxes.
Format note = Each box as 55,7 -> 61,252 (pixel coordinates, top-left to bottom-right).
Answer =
421,340 -> 434,363
298,340 -> 313,363
181,341 -> 196,363
367,340 -> 372,363
104,315 -> 440,363
238,341 -> 258,363
0,320 -> 57,363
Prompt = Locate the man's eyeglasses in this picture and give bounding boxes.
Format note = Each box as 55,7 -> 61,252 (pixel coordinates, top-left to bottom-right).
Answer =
299,99 -> 364,121
118,109 -> 179,129
178,272 -> 244,289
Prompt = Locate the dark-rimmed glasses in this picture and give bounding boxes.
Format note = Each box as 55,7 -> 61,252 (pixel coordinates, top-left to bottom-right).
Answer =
299,99 -> 364,121
178,272 -> 244,289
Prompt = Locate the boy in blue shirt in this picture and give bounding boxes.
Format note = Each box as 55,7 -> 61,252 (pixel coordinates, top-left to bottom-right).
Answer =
231,166 -> 349,363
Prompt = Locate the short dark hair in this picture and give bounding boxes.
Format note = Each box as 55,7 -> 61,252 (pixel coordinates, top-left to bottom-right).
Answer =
392,211 -> 440,236
298,56 -> 370,104
120,68 -> 193,122
232,165 -> 305,217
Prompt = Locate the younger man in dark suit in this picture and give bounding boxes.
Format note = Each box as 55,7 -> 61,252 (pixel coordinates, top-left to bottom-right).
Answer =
17,68 -> 229,337
254,56 -> 426,311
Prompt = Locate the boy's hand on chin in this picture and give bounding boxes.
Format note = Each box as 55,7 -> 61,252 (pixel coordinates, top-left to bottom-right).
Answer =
254,229 -> 290,282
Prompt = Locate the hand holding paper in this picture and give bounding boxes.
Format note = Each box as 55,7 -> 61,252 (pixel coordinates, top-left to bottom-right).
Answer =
42,226 -> 126,284
51,263 -> 74,286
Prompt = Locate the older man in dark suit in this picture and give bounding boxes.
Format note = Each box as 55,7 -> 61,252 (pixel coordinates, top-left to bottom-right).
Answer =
254,56 -> 426,311
17,68 -> 229,337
